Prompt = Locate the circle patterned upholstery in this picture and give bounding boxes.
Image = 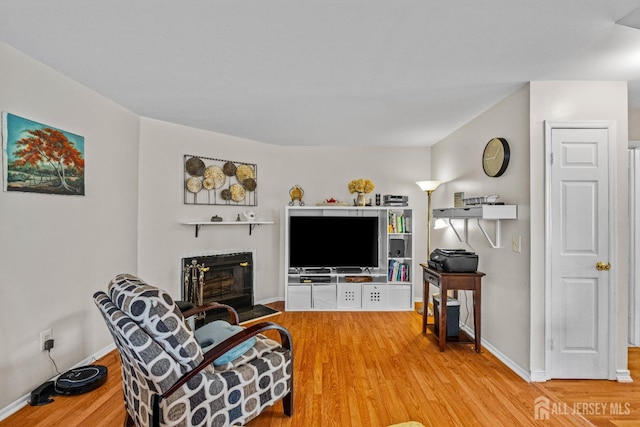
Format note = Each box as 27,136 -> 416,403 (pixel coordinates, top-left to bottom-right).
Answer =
94,273 -> 293,427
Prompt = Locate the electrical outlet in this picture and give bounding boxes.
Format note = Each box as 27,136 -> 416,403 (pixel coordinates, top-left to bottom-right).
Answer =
512,235 -> 522,253
40,329 -> 52,351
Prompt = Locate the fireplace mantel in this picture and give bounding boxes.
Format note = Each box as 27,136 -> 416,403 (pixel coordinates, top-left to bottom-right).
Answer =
180,220 -> 274,237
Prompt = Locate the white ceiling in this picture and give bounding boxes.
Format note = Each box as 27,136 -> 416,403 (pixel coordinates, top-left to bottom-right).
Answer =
2,1 -> 640,147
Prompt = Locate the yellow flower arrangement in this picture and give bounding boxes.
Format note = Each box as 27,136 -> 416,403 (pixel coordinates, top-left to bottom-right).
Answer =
348,178 -> 375,194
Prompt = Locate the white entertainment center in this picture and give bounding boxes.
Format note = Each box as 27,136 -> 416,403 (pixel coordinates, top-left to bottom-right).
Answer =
284,206 -> 414,311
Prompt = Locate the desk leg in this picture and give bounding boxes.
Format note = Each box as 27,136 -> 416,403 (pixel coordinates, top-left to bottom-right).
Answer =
474,284 -> 481,353
438,285 -> 446,352
422,279 -> 429,334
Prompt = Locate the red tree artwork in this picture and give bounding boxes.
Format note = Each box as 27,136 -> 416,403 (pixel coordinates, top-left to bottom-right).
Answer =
12,127 -> 85,194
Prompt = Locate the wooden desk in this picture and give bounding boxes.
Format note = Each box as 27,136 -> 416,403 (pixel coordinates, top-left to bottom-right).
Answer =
421,264 -> 485,352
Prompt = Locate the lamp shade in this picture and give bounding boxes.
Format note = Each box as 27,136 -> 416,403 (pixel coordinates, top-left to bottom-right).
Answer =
416,180 -> 442,192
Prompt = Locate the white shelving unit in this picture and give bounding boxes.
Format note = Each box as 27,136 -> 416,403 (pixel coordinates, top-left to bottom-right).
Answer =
285,206 -> 414,311
432,205 -> 517,248
180,220 -> 275,237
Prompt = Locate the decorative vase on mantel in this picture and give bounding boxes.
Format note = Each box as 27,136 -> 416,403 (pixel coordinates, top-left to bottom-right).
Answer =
355,192 -> 367,207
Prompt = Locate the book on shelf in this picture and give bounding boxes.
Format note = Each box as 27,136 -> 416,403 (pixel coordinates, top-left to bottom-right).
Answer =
388,259 -> 410,282
388,211 -> 411,234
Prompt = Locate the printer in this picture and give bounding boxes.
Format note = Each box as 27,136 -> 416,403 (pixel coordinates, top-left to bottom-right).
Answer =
428,248 -> 478,273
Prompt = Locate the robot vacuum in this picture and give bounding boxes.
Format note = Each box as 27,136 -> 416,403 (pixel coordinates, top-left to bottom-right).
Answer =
30,365 -> 108,405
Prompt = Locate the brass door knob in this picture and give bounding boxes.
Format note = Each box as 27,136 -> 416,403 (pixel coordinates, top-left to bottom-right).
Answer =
596,262 -> 611,271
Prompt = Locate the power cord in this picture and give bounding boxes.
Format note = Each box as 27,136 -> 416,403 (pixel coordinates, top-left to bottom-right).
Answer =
464,291 -> 470,326
47,349 -> 61,375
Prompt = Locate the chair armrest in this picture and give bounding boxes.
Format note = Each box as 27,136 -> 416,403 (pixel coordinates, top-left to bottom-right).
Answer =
180,302 -> 239,325
160,321 -> 292,400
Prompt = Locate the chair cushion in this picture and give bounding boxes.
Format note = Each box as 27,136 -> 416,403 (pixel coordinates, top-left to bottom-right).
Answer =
194,320 -> 257,366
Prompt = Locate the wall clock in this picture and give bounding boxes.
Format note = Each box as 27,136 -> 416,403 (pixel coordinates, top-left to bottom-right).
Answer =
482,137 -> 510,177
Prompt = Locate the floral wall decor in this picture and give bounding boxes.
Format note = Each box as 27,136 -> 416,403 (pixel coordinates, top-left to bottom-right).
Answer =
2,112 -> 85,196
183,154 -> 257,206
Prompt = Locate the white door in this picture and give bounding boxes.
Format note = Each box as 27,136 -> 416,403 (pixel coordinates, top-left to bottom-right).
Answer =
548,126 -> 611,379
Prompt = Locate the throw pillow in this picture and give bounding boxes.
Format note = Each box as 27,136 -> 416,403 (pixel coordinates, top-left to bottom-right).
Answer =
194,320 -> 256,366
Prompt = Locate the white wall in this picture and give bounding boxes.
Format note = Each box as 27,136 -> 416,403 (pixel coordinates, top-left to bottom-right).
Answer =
0,43 -> 140,410
529,81 -> 629,378
430,85 -> 532,373
137,118 -> 433,303
0,43 -> 434,413
2,37 -> 629,415
278,146 -> 434,292
430,81 -> 629,379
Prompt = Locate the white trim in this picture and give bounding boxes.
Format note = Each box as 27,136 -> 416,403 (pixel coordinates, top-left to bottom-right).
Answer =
543,120 -> 617,380
530,370 -> 548,383
0,343 -> 115,421
255,296 -> 281,305
628,149 -> 640,346
459,324 -> 531,383
616,369 -> 634,382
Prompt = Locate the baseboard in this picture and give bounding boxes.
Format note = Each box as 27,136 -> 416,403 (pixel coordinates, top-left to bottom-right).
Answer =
255,296 -> 282,305
459,323 -> 532,382
0,343 -> 116,422
616,369 -> 634,383
530,370 -> 548,382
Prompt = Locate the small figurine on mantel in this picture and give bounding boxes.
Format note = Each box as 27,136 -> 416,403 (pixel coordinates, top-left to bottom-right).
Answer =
289,185 -> 305,206
210,215 -> 223,222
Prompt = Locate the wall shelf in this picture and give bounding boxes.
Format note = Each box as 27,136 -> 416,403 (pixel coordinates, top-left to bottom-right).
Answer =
180,220 -> 274,237
432,205 -> 517,248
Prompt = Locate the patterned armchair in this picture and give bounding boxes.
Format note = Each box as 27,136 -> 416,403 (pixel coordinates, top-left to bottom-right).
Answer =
93,273 -> 293,427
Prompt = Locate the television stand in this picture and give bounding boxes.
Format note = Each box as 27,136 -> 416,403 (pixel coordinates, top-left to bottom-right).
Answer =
285,206 -> 414,312
336,267 -> 363,274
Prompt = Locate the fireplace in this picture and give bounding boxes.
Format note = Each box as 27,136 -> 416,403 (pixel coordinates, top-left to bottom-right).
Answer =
182,251 -> 254,310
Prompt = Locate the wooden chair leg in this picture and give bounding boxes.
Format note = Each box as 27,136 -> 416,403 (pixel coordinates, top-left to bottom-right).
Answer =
124,412 -> 135,427
282,391 -> 293,416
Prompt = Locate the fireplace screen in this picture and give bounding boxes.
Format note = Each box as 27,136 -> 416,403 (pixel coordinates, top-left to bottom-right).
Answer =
182,252 -> 254,310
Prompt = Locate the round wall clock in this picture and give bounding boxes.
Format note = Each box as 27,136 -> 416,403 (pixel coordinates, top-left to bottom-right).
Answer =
482,137 -> 510,177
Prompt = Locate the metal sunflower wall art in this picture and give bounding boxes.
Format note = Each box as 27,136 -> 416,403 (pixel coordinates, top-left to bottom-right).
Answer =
183,154 -> 258,206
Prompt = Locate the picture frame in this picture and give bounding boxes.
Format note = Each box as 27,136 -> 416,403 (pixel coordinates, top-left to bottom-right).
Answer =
2,112 -> 85,196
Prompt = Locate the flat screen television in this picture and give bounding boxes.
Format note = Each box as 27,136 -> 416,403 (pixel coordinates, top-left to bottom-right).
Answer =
288,216 -> 379,269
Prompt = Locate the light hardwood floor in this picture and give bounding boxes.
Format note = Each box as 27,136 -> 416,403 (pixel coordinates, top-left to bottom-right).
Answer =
2,302 -> 638,426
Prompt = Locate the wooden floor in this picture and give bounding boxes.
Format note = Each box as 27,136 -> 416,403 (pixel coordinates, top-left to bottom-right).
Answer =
2,302 -> 639,427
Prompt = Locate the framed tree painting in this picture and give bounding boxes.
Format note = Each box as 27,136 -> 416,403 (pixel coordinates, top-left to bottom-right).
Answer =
2,112 -> 85,195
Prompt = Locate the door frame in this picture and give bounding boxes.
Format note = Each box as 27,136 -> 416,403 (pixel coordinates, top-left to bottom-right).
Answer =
628,147 -> 640,347
544,120 -> 618,380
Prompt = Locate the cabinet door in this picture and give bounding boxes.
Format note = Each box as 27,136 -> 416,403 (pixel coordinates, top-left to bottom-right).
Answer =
313,284 -> 337,309
287,285 -> 311,310
363,284 -> 388,309
338,283 -> 362,309
387,284 -> 412,310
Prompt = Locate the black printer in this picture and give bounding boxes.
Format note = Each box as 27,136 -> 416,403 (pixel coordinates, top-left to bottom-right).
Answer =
428,248 -> 478,273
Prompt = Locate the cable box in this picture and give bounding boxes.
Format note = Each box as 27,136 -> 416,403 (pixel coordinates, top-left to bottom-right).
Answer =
304,268 -> 331,274
300,275 -> 332,283
336,267 -> 362,274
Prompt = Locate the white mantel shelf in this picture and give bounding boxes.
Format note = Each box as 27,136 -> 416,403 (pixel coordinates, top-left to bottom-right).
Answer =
432,205 -> 517,248
180,220 -> 275,237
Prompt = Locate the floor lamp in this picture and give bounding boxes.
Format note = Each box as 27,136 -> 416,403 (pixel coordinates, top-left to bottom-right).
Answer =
416,180 -> 441,314
416,180 -> 442,258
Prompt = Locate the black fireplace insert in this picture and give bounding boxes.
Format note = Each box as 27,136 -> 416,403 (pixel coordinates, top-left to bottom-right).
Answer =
182,252 -> 254,311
